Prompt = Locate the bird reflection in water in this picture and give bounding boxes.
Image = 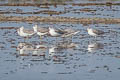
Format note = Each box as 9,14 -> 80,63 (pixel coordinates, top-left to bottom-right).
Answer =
49,42 -> 78,63
16,41 -> 78,63
17,42 -> 34,56
88,42 -> 104,52
32,44 -> 47,56
17,42 -> 47,57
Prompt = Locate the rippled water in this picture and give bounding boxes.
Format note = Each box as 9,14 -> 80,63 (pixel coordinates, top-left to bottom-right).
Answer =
0,0 -> 120,80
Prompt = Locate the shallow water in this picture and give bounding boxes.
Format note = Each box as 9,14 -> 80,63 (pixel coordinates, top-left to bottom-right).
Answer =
0,0 -> 120,80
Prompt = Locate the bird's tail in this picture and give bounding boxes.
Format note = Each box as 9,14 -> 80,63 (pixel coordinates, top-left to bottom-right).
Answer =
62,30 -> 80,37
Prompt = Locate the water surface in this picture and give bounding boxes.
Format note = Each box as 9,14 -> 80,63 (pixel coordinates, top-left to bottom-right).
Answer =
0,0 -> 120,80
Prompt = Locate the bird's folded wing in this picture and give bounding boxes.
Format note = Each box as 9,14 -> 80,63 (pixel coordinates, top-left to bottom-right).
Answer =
55,28 -> 66,34
93,29 -> 104,35
37,27 -> 49,33
23,29 -> 34,34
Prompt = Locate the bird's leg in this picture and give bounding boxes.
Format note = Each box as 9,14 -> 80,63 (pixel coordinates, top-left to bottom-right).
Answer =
27,37 -> 29,40
40,36 -> 42,41
56,37 -> 57,40
62,37 -> 65,43
56,37 -> 58,44
70,36 -> 73,43
68,36 -> 71,43
46,36 -> 48,42
24,38 -> 25,42
24,37 -> 27,42
94,36 -> 97,42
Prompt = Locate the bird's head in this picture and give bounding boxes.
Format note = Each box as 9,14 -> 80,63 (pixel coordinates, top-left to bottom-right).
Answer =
33,25 -> 37,28
33,25 -> 38,32
87,27 -> 91,31
49,27 -> 54,31
20,26 -> 24,30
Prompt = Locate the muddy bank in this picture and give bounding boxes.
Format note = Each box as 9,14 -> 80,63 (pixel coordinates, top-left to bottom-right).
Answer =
0,16 -> 120,24
0,27 -> 18,30
0,2 -> 119,6
0,10 -> 64,15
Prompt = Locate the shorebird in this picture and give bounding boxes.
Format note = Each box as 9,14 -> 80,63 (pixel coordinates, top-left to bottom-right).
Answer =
87,28 -> 104,37
49,27 -> 65,37
33,25 -> 49,39
17,26 -> 35,41
49,27 -> 80,38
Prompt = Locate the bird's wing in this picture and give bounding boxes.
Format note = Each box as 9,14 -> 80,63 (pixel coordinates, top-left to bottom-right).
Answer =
23,29 -> 34,34
55,28 -> 66,34
92,29 -> 104,35
37,27 -> 49,33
